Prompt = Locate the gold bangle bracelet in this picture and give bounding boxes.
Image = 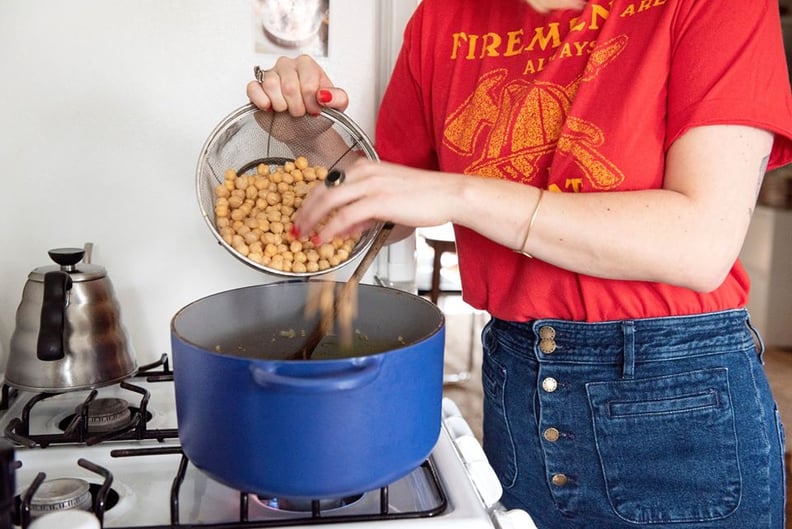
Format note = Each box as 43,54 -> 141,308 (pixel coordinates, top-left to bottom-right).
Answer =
515,189 -> 545,258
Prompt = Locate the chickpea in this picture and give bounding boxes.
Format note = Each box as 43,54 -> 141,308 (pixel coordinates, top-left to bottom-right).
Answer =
265,192 -> 281,206
234,243 -> 250,257
318,243 -> 335,261
214,157 -> 363,273
290,240 -> 303,254
214,184 -> 230,198
295,156 -> 309,170
302,167 -> 317,182
254,176 -> 269,190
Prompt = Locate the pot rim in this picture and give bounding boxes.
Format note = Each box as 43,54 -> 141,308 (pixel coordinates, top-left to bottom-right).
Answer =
170,281 -> 446,363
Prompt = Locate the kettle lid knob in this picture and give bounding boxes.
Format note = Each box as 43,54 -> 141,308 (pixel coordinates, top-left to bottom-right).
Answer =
47,248 -> 85,269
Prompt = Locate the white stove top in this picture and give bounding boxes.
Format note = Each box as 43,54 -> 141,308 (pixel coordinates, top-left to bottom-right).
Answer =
0,371 -> 535,529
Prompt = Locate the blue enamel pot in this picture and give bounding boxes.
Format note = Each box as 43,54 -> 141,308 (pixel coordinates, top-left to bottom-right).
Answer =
170,281 -> 445,499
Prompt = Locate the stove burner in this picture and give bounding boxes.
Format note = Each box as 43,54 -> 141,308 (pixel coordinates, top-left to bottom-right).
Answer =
28,478 -> 92,516
84,398 -> 132,433
14,479 -> 120,526
257,493 -> 364,513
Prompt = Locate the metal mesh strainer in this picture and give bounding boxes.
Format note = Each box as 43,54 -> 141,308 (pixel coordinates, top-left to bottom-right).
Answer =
196,103 -> 381,277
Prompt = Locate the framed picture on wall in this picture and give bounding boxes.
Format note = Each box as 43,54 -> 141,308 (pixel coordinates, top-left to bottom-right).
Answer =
252,0 -> 329,56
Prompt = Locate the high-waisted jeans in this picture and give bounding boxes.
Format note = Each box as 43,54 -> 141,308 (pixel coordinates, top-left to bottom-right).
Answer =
481,309 -> 785,529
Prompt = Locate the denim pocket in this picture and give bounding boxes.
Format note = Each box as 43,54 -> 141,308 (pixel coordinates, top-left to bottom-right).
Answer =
586,368 -> 741,524
481,327 -> 518,488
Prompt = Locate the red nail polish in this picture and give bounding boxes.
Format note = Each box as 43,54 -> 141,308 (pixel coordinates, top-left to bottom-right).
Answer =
311,234 -> 321,246
318,89 -> 333,104
290,225 -> 301,238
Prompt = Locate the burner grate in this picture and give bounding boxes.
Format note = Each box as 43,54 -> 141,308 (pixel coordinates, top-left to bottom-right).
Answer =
2,355 -> 178,448
104,445 -> 449,528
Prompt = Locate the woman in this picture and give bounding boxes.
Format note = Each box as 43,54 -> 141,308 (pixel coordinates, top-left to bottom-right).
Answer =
247,0 -> 792,527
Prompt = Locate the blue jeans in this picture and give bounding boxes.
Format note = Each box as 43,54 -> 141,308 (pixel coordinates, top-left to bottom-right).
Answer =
481,309 -> 786,529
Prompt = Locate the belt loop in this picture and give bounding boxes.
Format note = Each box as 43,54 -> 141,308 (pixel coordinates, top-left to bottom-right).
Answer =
745,312 -> 766,363
622,321 -> 635,379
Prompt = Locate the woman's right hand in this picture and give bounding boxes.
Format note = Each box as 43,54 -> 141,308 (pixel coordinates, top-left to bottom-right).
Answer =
246,55 -> 349,117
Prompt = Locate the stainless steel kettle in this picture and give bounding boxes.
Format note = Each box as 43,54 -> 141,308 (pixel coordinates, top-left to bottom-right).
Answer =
6,247 -> 137,392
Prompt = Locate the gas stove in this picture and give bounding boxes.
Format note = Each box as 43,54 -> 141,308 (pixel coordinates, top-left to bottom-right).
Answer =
0,357 -> 535,529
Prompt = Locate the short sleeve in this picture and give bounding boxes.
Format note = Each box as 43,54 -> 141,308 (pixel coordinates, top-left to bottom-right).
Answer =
666,0 -> 792,170
375,3 -> 439,171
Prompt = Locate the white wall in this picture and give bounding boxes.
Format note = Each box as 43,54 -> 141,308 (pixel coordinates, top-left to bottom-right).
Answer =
0,1 -> 414,369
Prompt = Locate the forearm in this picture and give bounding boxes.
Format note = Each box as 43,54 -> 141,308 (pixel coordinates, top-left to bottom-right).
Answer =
452,179 -> 747,292
452,124 -> 772,291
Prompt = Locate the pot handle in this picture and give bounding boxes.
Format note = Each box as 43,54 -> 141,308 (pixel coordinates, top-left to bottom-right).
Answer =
249,357 -> 383,393
37,270 -> 73,361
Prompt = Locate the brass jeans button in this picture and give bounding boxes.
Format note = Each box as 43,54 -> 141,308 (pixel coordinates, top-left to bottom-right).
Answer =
538,326 -> 556,340
543,427 -> 560,442
551,473 -> 568,487
541,377 -> 558,392
539,338 -> 557,354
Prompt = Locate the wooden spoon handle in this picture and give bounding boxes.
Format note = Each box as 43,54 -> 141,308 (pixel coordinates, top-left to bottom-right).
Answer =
296,222 -> 395,360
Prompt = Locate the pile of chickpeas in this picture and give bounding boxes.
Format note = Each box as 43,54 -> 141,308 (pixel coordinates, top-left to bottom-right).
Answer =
213,156 -> 361,273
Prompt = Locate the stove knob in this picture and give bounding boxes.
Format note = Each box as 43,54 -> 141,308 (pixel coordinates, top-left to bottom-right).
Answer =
28,510 -> 100,529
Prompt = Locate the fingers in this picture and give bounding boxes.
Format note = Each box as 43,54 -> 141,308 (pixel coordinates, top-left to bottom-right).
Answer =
248,55 -> 349,117
293,160 -> 377,242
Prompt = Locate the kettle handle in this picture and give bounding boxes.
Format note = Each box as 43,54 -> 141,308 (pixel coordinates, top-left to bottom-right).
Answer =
37,271 -> 73,361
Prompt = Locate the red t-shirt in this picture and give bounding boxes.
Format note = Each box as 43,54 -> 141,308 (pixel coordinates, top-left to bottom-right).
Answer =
376,0 -> 792,322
